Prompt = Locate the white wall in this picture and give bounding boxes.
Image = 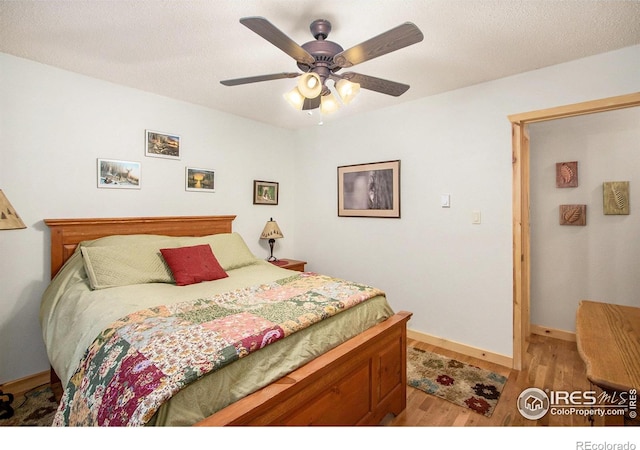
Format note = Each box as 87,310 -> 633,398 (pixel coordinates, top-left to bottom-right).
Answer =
1,44 -> 639,384
293,45 -> 640,357
529,108 -> 640,332
0,53 -> 298,384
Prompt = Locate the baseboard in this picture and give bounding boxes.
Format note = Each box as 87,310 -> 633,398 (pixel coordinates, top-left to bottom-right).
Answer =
407,328 -> 513,369
0,371 -> 49,398
530,324 -> 576,342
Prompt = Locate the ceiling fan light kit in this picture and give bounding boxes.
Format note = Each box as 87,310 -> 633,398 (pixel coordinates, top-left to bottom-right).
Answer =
320,92 -> 340,114
298,72 -> 322,98
335,79 -> 360,105
221,16 -> 424,115
283,87 -> 305,110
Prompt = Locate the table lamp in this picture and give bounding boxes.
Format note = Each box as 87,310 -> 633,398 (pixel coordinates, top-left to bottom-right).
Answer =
260,217 -> 283,261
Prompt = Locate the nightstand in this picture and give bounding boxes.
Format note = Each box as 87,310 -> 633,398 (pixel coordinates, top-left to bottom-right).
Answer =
270,259 -> 307,272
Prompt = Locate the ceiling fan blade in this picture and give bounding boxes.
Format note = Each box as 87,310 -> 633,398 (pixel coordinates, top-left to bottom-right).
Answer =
338,72 -> 410,97
333,22 -> 424,68
220,72 -> 300,86
240,17 -> 316,66
302,95 -> 321,110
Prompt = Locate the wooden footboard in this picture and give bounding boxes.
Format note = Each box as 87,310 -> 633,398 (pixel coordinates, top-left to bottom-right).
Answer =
196,311 -> 412,426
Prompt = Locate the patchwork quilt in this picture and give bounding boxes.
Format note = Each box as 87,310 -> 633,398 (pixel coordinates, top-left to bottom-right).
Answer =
52,272 -> 384,426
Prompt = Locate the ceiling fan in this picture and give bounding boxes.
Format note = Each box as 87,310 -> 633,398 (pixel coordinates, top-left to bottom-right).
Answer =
220,17 -> 424,113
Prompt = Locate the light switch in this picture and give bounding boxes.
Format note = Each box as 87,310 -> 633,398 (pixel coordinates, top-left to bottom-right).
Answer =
441,194 -> 450,208
472,210 -> 481,224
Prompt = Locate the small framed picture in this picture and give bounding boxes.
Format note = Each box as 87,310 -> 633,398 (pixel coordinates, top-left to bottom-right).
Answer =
253,180 -> 278,205
603,181 -> 630,215
186,167 -> 215,192
556,161 -> 578,188
338,160 -> 401,218
145,130 -> 180,159
559,204 -> 586,226
97,158 -> 141,189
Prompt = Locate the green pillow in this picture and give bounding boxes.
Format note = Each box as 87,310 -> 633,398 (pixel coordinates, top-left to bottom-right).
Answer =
80,243 -> 174,290
178,232 -> 258,270
78,232 -> 258,290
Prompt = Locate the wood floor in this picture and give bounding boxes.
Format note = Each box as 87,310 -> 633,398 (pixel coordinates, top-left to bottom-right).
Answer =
385,333 -> 632,427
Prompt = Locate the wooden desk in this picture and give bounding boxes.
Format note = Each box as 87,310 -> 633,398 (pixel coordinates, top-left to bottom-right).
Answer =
576,300 -> 640,425
576,300 -> 640,393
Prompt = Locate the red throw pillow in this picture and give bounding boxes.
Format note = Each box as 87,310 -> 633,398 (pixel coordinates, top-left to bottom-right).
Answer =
160,244 -> 228,286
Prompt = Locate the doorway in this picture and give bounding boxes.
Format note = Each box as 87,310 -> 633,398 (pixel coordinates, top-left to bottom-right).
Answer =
509,92 -> 640,370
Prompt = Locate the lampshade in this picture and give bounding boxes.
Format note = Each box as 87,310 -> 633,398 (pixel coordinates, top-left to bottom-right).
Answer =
260,218 -> 283,240
320,92 -> 340,114
336,79 -> 360,105
283,87 -> 305,110
298,72 -> 322,99
0,189 -> 26,230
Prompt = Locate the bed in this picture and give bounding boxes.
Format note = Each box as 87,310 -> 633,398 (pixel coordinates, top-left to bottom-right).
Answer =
41,215 -> 411,426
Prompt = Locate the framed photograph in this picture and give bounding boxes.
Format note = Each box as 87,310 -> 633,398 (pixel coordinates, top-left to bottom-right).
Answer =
556,161 -> 578,188
185,167 -> 215,192
338,160 -> 400,218
253,180 -> 279,205
145,130 -> 180,159
97,158 -> 141,189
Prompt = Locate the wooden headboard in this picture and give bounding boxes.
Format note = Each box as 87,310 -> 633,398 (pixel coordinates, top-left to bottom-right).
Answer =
44,215 -> 236,279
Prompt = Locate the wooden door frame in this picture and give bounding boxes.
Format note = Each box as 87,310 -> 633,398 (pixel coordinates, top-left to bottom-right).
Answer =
509,92 -> 640,370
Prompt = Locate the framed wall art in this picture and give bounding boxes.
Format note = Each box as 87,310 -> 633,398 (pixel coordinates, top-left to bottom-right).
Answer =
97,158 -> 141,189
185,167 -> 215,192
603,181 -> 630,215
253,180 -> 279,205
145,130 -> 180,160
556,161 -> 578,188
559,204 -> 586,226
338,160 -> 400,218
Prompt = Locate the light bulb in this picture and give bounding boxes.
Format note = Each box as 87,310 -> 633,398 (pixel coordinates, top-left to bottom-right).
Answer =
336,79 -> 360,105
320,92 -> 340,114
298,73 -> 322,99
283,87 -> 305,110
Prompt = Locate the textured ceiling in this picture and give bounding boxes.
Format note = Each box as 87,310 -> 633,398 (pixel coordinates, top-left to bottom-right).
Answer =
1,0 -> 639,129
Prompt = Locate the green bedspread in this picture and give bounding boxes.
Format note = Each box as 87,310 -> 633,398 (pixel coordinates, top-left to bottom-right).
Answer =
52,272 -> 386,426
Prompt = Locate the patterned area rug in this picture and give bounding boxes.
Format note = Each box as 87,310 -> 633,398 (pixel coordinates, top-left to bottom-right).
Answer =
407,346 -> 507,417
0,386 -> 57,426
